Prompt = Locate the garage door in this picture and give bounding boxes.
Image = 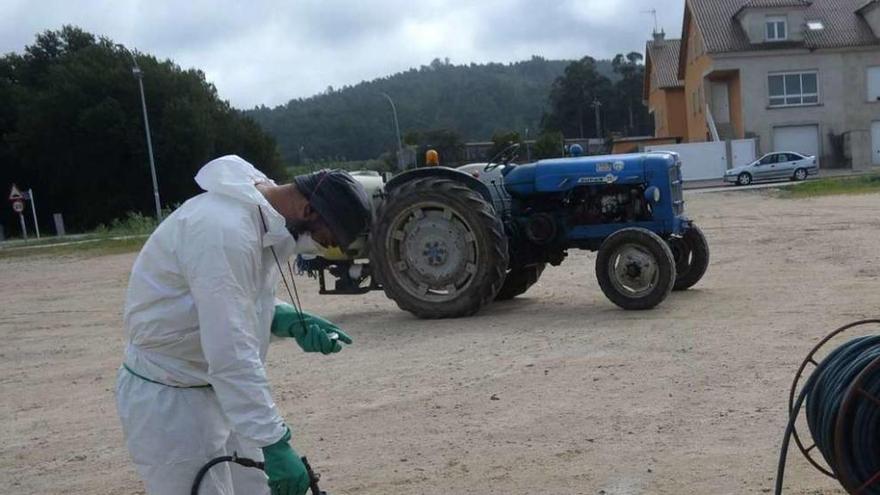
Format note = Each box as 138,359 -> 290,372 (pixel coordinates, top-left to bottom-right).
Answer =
774,125 -> 819,165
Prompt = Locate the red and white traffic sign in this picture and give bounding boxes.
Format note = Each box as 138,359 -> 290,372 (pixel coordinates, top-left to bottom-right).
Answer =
8,184 -> 23,201
12,200 -> 24,213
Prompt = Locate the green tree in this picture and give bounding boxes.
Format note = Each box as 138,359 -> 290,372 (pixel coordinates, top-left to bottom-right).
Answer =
532,131 -> 564,159
612,52 -> 652,136
0,26 -> 284,232
542,56 -> 614,139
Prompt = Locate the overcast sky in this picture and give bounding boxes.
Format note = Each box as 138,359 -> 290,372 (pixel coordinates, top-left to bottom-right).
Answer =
1,0 -> 684,109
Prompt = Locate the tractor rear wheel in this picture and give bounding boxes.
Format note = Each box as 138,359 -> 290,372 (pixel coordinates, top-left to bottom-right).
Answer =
669,225 -> 709,291
495,263 -> 545,301
369,178 -> 508,319
595,228 -> 675,310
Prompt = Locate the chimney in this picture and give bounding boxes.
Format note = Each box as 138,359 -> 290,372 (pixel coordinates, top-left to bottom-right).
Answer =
652,28 -> 666,46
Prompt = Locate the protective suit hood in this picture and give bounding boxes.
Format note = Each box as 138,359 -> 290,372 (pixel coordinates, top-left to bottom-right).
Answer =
195,154 -> 272,204
195,155 -> 289,247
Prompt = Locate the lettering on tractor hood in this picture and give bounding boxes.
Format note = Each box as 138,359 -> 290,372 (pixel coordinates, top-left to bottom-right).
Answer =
578,174 -> 618,184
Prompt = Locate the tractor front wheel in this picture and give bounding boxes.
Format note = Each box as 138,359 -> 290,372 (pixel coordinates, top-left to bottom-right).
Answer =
596,228 -> 675,310
369,178 -> 508,319
669,225 -> 709,291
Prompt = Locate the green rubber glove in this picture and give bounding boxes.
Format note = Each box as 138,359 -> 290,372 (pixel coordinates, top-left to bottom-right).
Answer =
262,428 -> 310,495
271,304 -> 353,354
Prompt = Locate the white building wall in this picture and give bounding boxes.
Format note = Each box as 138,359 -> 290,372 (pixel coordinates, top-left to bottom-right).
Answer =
713,47 -> 880,169
646,141 -> 729,181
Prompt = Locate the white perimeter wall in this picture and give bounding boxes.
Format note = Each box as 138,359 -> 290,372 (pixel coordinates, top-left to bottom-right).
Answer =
646,139 -> 758,181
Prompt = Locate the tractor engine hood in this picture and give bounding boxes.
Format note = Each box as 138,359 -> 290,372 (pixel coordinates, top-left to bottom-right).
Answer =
503,154 -> 656,197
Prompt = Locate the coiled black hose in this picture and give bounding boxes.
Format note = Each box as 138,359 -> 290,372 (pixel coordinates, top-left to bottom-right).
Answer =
776,334 -> 880,494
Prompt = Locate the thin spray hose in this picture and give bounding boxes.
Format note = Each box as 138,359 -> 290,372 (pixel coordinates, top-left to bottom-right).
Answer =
191,455 -> 325,494
259,207 -> 310,334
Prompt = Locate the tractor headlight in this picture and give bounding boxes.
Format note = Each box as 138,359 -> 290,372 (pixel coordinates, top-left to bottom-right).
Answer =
645,186 -> 661,203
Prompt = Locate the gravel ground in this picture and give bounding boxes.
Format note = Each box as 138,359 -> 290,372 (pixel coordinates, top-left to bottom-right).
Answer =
2,189 -> 878,495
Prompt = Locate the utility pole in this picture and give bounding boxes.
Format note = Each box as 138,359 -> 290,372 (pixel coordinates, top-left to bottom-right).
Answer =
118,45 -> 162,221
590,98 -> 603,138
381,92 -> 404,171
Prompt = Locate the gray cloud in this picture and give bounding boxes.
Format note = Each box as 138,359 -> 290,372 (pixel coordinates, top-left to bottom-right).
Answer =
0,0 -> 685,108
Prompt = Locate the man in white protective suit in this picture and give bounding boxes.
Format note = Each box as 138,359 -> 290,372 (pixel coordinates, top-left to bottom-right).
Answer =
116,155 -> 372,495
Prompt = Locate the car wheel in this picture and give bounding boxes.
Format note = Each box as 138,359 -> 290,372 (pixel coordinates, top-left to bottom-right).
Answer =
793,168 -> 807,181
737,173 -> 752,186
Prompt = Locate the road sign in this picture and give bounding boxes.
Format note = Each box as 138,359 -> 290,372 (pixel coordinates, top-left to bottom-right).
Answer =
12,200 -> 24,213
9,184 -> 23,201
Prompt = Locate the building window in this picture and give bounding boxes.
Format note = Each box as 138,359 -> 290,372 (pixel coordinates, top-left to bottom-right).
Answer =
766,16 -> 787,42
768,72 -> 818,107
868,66 -> 880,102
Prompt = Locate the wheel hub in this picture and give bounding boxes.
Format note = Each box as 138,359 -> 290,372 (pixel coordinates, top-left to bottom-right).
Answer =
391,206 -> 477,297
610,244 -> 659,296
625,262 -> 642,278
423,240 -> 448,266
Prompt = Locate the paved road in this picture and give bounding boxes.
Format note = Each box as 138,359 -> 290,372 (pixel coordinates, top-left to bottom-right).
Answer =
687,180 -> 800,195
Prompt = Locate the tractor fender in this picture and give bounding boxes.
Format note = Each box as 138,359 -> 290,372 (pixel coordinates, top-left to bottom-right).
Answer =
385,167 -> 496,207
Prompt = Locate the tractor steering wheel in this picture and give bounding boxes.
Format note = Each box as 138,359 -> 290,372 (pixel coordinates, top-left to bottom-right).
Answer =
484,143 -> 521,172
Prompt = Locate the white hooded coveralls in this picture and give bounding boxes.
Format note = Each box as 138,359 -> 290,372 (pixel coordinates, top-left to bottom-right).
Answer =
116,155 -> 297,494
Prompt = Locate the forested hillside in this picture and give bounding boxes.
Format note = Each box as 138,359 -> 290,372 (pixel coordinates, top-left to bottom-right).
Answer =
248,57 -> 617,165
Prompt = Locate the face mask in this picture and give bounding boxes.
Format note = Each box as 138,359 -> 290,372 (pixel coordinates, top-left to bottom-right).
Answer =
294,232 -> 331,257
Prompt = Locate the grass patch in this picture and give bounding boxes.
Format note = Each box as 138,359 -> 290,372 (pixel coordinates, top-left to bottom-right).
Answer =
781,174 -> 880,198
0,236 -> 146,260
94,211 -> 161,236
0,210 -> 160,260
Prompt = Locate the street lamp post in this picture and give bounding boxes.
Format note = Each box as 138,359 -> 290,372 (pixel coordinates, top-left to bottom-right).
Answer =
120,45 -> 162,221
525,127 -> 532,162
380,92 -> 404,171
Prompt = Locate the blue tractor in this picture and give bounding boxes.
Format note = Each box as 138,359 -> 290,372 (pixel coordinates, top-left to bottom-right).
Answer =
307,147 -> 708,319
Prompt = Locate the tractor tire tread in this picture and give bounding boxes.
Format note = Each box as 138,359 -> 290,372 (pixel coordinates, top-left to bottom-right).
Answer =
369,177 -> 508,319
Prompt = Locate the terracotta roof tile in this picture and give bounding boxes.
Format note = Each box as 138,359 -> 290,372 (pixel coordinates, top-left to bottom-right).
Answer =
688,0 -> 879,53
647,39 -> 684,89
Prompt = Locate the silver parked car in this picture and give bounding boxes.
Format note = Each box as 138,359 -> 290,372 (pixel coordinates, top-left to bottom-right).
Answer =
724,152 -> 819,186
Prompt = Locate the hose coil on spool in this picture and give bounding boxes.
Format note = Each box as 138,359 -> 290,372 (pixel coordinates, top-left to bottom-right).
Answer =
776,320 -> 880,494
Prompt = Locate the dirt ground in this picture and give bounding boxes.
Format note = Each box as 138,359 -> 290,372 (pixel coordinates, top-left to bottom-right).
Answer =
2,189 -> 879,495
